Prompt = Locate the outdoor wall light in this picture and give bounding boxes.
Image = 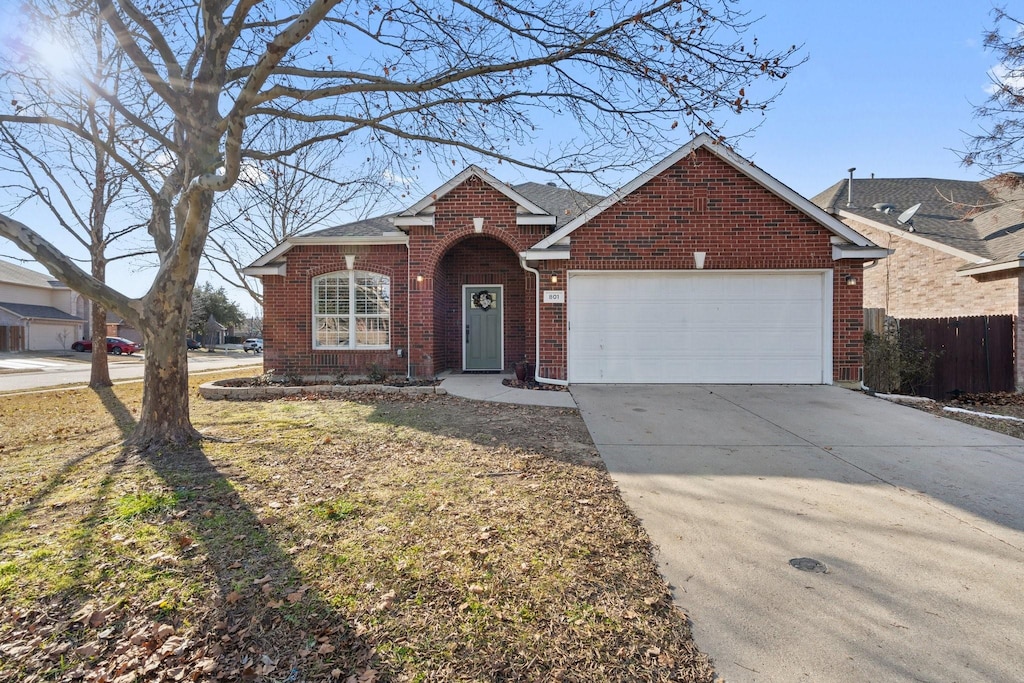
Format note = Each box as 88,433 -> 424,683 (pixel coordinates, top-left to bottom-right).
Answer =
845,275 -> 857,286
473,217 -> 485,233
694,251 -> 706,269
416,274 -> 425,283
345,254 -> 356,270
551,275 -> 558,284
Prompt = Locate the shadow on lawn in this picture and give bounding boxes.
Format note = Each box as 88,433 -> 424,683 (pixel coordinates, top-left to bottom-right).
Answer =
364,395 -> 604,470
7,387 -> 380,681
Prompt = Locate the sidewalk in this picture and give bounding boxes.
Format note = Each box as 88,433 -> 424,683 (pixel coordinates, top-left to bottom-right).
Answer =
439,372 -> 576,408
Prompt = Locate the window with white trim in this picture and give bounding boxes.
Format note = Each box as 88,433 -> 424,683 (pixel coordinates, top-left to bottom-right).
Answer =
313,271 -> 390,349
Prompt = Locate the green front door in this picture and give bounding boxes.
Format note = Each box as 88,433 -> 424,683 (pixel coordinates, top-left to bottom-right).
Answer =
464,285 -> 503,370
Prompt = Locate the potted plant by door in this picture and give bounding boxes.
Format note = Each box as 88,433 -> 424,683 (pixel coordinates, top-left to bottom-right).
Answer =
514,357 -> 533,382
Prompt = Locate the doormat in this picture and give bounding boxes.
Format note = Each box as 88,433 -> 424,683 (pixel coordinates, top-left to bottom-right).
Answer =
462,370 -> 501,374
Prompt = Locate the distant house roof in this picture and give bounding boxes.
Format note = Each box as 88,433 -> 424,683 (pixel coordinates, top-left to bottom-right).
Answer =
0,301 -> 83,322
811,176 -> 1024,266
0,259 -> 68,290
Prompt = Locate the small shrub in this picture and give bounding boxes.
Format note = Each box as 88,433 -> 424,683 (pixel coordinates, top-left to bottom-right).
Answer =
251,369 -> 276,386
863,328 -> 938,394
366,363 -> 388,383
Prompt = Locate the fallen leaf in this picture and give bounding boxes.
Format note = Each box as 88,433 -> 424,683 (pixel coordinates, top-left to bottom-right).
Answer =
225,591 -> 241,605
253,574 -> 272,585
75,642 -> 99,657
196,657 -> 218,673
318,643 -> 336,654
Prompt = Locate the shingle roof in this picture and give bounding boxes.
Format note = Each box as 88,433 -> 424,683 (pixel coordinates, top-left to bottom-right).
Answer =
303,182 -> 604,239
810,177 -> 1024,262
0,302 -> 83,321
512,182 -> 604,228
305,213 -> 400,238
0,259 -> 67,289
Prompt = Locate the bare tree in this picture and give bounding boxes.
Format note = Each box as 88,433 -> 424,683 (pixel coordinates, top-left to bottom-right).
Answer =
0,3 -> 150,387
205,123 -> 385,306
0,0 -> 801,449
961,7 -> 1024,179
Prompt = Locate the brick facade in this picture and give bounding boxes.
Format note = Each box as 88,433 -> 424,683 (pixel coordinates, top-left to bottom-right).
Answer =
850,219 -> 1018,317
846,217 -> 1024,389
535,148 -> 865,382
261,146 -> 873,383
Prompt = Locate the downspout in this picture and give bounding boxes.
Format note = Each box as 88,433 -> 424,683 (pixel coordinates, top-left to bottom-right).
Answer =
520,258 -> 569,387
406,241 -> 412,379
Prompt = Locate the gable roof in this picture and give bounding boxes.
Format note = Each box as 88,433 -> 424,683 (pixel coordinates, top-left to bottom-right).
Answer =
245,178 -> 601,274
0,301 -> 82,322
810,176 -> 1024,268
532,133 -> 877,251
0,259 -> 68,290
395,165 -> 552,224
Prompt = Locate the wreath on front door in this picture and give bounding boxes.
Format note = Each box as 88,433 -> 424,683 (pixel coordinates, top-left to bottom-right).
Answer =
472,290 -> 495,311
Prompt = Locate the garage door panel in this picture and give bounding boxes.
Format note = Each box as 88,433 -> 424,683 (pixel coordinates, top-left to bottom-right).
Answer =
568,271 -> 829,384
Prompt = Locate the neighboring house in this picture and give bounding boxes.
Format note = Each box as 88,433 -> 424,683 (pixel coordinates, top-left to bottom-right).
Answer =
811,173 -> 1024,388
0,259 -> 87,351
246,134 -> 885,385
106,311 -> 144,345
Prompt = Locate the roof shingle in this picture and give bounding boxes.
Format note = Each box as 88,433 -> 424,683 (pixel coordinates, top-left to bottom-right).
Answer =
810,177 -> 1024,262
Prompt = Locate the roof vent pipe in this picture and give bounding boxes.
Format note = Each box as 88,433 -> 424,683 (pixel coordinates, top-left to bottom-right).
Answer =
847,168 -> 856,207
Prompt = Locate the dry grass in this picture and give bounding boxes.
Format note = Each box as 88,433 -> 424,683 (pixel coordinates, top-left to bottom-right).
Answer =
0,371 -> 714,682
915,391 -> 1024,441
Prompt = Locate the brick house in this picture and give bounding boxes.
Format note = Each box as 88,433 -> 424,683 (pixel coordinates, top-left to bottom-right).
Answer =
247,134 -> 885,385
811,174 -> 1024,388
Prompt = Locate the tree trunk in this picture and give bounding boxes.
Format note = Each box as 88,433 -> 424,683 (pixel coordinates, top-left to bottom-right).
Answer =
89,302 -> 112,387
89,259 -> 111,387
127,289 -> 200,449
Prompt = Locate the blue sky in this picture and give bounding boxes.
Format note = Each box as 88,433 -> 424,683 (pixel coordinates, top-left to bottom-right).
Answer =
0,1 -> 1007,301
723,1 -> 998,196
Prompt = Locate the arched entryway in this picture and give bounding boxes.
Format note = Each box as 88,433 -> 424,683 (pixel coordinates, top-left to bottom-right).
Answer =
434,235 -> 531,372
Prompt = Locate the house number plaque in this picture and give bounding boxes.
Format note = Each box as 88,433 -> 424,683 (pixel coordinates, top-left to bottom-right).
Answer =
543,291 -> 565,304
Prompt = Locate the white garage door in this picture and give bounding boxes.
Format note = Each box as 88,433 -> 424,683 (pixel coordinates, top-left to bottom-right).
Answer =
568,271 -> 831,384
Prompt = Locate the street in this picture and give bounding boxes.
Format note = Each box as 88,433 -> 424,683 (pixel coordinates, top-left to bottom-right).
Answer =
0,350 -> 263,393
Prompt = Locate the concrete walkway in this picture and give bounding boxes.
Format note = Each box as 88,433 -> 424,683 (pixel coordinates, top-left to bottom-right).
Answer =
572,384 -> 1024,683
439,372 -> 576,408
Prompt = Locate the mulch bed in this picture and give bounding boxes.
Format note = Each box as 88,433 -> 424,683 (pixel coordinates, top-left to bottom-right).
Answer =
502,378 -> 569,392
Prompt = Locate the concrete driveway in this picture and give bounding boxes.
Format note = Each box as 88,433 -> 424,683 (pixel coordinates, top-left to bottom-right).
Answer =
571,384 -> 1024,683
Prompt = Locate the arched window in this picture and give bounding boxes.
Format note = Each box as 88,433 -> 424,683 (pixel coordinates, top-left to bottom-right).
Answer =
313,271 -> 390,349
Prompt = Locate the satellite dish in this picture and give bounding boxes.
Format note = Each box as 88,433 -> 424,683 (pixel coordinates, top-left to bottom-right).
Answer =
896,203 -> 921,232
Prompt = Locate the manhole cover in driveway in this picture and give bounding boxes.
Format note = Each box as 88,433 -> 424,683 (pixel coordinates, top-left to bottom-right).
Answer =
789,557 -> 828,573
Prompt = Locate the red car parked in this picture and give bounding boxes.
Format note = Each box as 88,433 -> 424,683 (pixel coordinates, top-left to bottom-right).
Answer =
71,336 -> 141,355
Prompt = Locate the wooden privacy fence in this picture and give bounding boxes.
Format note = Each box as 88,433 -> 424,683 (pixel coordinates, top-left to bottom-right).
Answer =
898,315 -> 1014,399
0,325 -> 25,352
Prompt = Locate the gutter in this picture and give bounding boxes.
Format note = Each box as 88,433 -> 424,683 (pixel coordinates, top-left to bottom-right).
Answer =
956,259 -> 1024,277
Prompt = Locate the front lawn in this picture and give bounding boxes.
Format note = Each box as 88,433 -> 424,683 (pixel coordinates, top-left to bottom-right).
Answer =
0,372 -> 713,682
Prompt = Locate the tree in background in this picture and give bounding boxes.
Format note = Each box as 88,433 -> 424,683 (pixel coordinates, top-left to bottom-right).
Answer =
0,0 -> 801,449
961,7 -> 1024,179
0,5 -> 150,387
187,283 -> 245,340
205,123 -> 387,307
